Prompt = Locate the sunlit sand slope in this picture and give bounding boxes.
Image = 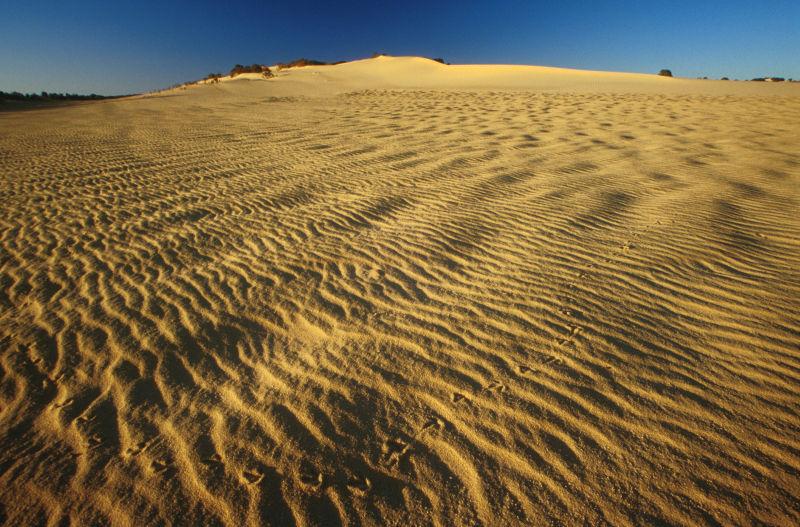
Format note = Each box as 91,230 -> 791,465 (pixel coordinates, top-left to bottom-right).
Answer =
1,58 -> 800,526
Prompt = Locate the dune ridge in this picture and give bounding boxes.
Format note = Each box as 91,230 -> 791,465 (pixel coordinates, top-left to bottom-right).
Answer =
1,58 -> 800,525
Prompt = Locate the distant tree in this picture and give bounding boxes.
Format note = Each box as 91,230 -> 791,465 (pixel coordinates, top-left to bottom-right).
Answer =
0,90 -> 121,103
721,77 -> 729,80
658,69 -> 673,77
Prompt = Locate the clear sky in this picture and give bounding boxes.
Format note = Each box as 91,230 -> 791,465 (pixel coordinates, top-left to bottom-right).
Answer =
1,0 -> 798,95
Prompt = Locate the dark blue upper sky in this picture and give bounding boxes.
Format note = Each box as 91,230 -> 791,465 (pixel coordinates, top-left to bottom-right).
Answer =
2,0 -> 798,94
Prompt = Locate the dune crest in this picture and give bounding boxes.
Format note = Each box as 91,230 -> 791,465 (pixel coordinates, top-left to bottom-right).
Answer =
1,57 -> 800,525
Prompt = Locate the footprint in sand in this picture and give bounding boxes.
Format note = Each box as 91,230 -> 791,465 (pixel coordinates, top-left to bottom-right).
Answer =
450,392 -> 468,403
420,417 -> 445,433
367,268 -> 385,282
297,467 -> 325,491
556,326 -> 583,347
346,474 -> 372,496
243,469 -> 264,485
201,453 -> 222,466
483,380 -> 507,394
75,414 -> 94,425
54,398 -> 74,409
541,355 -> 564,366
382,438 -> 411,468
124,439 -> 151,457
151,459 -> 172,474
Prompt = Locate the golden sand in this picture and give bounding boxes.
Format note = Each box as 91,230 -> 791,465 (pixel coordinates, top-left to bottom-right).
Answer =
1,57 -> 799,525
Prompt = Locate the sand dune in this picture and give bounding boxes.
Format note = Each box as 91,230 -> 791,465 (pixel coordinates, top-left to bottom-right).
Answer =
201,55 -> 800,96
1,57 -> 799,526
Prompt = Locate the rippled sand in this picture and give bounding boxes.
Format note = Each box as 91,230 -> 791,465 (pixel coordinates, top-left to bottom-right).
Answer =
1,58 -> 799,526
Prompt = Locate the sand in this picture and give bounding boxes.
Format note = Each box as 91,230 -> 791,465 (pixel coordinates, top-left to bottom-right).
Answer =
1,56 -> 799,526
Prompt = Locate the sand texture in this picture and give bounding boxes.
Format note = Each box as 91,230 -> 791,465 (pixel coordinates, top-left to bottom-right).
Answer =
1,57 -> 800,526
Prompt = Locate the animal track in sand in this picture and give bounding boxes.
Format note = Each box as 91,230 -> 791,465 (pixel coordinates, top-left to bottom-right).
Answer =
367,268 -> 385,281
483,380 -> 508,394
518,352 -> 565,375
151,459 -> 172,474
450,392 -> 468,403
556,326 -> 583,348
382,438 -> 412,468
539,354 -> 565,367
420,417 -> 446,433
243,469 -> 265,485
54,398 -> 74,409
201,453 -> 223,466
297,467 -> 325,491
346,474 -> 372,496
75,415 -> 94,425
124,439 -> 152,457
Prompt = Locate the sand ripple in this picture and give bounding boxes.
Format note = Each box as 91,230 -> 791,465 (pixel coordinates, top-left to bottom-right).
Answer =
1,88 -> 799,525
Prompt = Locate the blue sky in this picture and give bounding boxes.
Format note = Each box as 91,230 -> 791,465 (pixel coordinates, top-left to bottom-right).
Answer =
1,0 -> 798,94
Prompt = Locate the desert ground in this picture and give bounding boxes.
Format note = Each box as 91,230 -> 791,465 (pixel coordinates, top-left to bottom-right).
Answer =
1,56 -> 799,526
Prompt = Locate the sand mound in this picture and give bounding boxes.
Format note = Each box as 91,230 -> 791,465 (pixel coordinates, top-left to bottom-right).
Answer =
1,57 -> 799,525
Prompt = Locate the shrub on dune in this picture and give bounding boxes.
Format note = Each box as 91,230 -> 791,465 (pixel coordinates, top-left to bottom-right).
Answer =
229,64 -> 273,78
275,58 -> 329,70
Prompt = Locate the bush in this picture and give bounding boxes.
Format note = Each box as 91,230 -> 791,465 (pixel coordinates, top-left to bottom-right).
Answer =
229,64 -> 272,77
658,69 -> 673,77
276,58 -> 328,70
